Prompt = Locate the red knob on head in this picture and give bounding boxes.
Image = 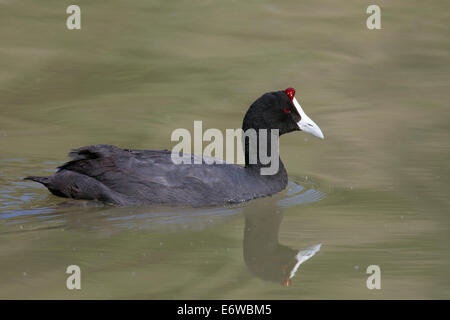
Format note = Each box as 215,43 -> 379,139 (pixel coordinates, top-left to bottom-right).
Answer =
285,88 -> 295,101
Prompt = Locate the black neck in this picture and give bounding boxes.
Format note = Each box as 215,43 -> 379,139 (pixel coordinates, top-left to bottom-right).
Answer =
242,126 -> 285,173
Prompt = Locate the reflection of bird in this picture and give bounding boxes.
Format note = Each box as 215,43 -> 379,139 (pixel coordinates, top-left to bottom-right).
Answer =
243,204 -> 321,286
25,88 -> 323,206
288,244 -> 322,282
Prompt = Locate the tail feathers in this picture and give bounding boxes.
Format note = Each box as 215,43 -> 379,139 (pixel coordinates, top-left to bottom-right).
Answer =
24,176 -> 52,186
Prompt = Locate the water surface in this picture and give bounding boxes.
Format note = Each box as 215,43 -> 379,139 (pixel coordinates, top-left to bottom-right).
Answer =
0,0 -> 449,299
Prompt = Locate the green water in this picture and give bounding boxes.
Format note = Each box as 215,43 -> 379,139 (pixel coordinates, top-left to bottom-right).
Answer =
0,0 -> 449,299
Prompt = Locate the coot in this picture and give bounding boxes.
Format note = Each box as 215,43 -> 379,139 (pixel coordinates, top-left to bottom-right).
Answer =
26,88 -> 324,206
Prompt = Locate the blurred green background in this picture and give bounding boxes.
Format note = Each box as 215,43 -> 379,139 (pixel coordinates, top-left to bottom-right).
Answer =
0,0 -> 449,299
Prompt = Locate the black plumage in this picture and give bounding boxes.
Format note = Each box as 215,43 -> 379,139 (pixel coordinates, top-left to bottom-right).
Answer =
25,90 -> 314,206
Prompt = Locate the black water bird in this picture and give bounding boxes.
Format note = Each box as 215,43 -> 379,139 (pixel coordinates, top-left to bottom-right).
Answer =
26,88 -> 324,206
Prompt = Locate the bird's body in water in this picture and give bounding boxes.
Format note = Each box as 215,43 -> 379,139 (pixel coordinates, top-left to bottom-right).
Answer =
26,88 -> 324,207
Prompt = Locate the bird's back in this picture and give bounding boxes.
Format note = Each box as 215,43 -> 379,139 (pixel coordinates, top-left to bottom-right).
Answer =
27,144 -> 287,206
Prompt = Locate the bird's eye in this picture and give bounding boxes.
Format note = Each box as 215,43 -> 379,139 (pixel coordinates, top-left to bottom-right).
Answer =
284,107 -> 291,114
